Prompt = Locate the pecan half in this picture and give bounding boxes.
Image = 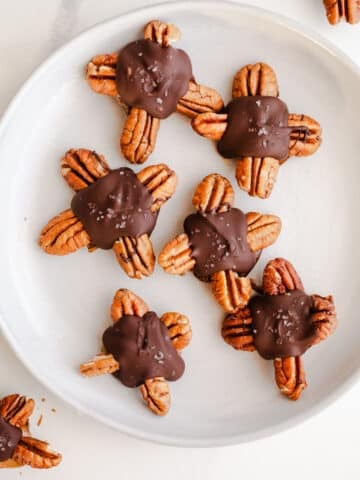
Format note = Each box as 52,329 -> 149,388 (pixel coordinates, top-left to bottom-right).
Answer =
80,354 -> 120,377
177,81 -> 224,118
0,459 -> 20,468
288,114 -> 322,158
274,356 -> 307,400
113,234 -> 155,279
235,156 -> 280,199
0,395 -> 34,430
192,173 -> 234,213
110,288 -> 148,321
120,108 -> 160,164
140,377 -> 170,416
161,312 -> 192,351
191,112 -> 227,141
158,234 -> 195,275
246,212 -> 282,253
323,0 -> 360,24
61,148 -> 110,191
222,308 -> 255,351
211,271 -> 252,313
86,53 -> 118,97
262,258 -> 304,295
13,437 -> 62,469
137,163 -> 177,212
232,63 -> 279,98
143,20 -> 181,46
39,209 -> 90,255
311,294 -> 337,344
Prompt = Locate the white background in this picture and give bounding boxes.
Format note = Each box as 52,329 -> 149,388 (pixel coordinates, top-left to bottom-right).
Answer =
1,0 -> 359,478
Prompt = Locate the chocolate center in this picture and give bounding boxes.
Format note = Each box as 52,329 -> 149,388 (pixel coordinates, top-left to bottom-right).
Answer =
71,168 -> 157,250
217,96 -> 291,160
249,290 -> 316,359
183,208 -> 258,282
0,416 -> 22,461
102,312 -> 185,388
116,39 -> 193,119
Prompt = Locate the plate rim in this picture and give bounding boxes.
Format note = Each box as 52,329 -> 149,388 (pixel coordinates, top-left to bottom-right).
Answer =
1,0 -> 360,447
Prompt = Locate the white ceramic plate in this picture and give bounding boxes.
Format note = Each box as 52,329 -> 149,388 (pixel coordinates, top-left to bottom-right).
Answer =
1,1 -> 359,447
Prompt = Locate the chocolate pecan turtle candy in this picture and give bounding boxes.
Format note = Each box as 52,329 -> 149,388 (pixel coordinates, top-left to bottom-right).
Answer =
323,0 -> 360,24
192,63 -> 322,199
222,258 -> 337,400
80,289 -> 192,416
38,149 -> 177,279
86,20 -> 223,164
158,174 -> 282,313
0,394 -> 61,469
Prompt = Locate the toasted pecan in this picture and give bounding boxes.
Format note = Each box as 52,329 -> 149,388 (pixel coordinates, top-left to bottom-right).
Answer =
110,289 -> 148,322
211,271 -> 252,313
158,234 -> 195,275
140,377 -> 170,416
120,108 -> 160,164
232,63 -> 279,98
137,163 -> 177,212
86,53 -> 118,97
262,258 -> 304,295
274,356 -> 307,400
61,148 -> 110,191
113,234 -> 155,279
161,312 -> 192,351
311,294 -> 337,344
80,354 -> 120,377
191,112 -> 227,141
323,0 -> 360,24
177,81 -> 224,118
0,394 -> 34,429
143,20 -> 181,46
192,173 -> 234,213
246,212 -> 281,252
222,308 -> 255,351
39,209 -> 90,255
12,437 -> 62,469
288,114 -> 322,158
235,156 -> 280,199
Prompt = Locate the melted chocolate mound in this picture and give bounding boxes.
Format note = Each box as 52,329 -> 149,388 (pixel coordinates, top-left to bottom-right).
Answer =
183,208 -> 258,282
71,168 -> 157,250
217,96 -> 291,160
249,290 -> 316,359
0,416 -> 22,461
103,312 -> 185,388
116,39 -> 193,118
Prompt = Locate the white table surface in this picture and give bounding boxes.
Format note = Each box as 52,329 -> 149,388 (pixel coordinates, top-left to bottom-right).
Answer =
1,0 -> 359,478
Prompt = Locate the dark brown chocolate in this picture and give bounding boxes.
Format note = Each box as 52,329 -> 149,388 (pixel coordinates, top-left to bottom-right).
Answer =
103,312 -> 185,388
71,168 -> 157,249
217,96 -> 291,160
249,290 -> 316,359
183,208 -> 258,282
0,416 -> 22,461
116,39 -> 192,118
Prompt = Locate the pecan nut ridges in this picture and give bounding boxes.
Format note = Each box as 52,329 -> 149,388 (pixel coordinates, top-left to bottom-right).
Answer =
80,289 -> 191,416
87,20 -> 223,163
0,394 -> 61,469
221,257 -> 337,401
39,150 -> 176,279
192,63 -> 322,199
140,377 -> 170,416
39,209 -> 90,255
323,0 -> 360,24
159,173 -> 281,312
274,356 -> 307,401
232,63 -> 279,98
